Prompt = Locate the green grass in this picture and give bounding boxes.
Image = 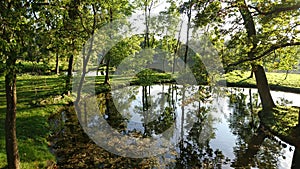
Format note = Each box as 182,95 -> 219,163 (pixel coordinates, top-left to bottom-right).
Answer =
0,74 -> 70,169
95,70 -> 300,92
94,72 -> 175,91
225,70 -> 300,92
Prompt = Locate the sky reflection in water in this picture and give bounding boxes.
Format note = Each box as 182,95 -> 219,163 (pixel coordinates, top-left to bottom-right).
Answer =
99,85 -> 298,168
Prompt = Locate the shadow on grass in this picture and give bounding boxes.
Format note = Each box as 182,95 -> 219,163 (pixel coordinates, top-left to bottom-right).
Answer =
0,110 -> 56,165
16,114 -> 54,162
0,107 -> 6,160
0,75 -> 66,168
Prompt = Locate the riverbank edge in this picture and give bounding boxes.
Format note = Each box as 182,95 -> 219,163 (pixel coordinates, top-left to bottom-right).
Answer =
226,82 -> 300,94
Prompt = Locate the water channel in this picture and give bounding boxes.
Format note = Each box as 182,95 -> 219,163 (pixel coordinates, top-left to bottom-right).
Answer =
49,85 -> 300,168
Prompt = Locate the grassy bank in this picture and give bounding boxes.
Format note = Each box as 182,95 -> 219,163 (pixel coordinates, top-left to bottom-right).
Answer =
0,74 -> 70,168
94,70 -> 300,94
259,106 -> 300,149
225,70 -> 300,93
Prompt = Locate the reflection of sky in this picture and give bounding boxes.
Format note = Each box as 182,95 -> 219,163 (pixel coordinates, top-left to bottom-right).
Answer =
236,87 -> 300,107
272,90 -> 300,107
209,96 -> 237,160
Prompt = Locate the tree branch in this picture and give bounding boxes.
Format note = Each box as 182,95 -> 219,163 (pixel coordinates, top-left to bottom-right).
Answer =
226,42 -> 300,68
77,10 -> 91,35
249,3 -> 300,16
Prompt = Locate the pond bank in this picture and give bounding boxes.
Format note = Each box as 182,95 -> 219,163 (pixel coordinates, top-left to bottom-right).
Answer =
48,105 -> 161,169
226,82 -> 300,94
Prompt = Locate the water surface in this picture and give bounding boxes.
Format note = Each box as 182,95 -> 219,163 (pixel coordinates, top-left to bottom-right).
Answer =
51,85 -> 299,168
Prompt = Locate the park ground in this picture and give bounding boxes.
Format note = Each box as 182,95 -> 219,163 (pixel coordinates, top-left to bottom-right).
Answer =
0,70 -> 300,168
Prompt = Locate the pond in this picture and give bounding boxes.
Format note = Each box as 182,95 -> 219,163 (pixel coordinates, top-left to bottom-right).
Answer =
49,85 -> 300,168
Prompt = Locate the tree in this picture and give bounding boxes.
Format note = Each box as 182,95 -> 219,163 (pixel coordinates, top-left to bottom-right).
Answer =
179,0 -> 194,67
41,5 -> 66,75
193,0 -> 300,111
103,0 -> 134,84
59,0 -> 87,95
0,1 -> 50,168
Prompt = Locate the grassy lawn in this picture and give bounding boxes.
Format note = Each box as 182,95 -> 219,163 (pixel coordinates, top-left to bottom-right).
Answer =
0,74 -> 70,168
225,70 -> 300,92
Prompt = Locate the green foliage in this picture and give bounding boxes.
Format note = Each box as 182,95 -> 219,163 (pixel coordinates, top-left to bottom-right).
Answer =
193,0 -> 300,72
264,46 -> 300,71
16,61 -> 51,75
136,69 -> 160,86
1,0 -> 299,167
107,36 -> 143,68
193,0 -> 222,27
188,53 -> 208,85
269,106 -> 299,132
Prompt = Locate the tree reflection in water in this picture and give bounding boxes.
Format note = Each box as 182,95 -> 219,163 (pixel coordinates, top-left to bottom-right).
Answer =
228,88 -> 294,168
97,85 -> 229,168
51,85 -> 298,168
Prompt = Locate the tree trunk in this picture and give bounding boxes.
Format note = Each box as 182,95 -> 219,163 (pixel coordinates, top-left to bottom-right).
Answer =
253,65 -> 276,111
5,59 -> 20,169
55,50 -> 59,75
104,7 -> 113,85
292,148 -> 300,169
284,70 -> 289,80
184,5 -> 192,68
238,1 -> 276,111
104,58 -> 110,84
66,54 -> 74,95
248,68 -> 254,78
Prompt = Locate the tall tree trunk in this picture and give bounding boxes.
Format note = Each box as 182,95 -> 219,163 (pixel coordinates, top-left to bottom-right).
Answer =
55,49 -> 59,75
292,148 -> 300,169
5,59 -> 20,169
184,4 -> 192,68
253,65 -> 276,111
284,70 -> 289,80
144,0 -> 150,48
172,21 -> 183,74
238,0 -> 275,111
66,54 -> 74,95
104,58 -> 110,84
103,7 -> 113,85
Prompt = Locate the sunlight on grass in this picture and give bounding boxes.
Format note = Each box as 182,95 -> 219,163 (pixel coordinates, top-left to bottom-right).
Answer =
226,70 -> 300,89
0,74 -> 68,168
